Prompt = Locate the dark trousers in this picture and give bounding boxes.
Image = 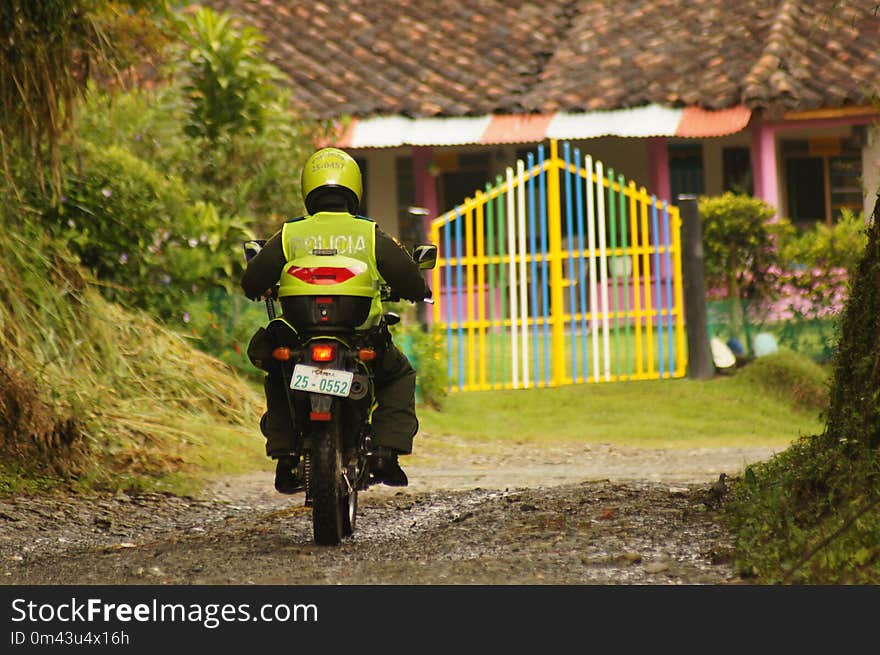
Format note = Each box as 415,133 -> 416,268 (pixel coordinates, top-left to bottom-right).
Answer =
261,341 -> 418,457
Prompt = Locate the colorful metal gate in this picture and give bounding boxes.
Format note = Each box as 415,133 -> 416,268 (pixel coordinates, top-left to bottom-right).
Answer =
429,139 -> 686,392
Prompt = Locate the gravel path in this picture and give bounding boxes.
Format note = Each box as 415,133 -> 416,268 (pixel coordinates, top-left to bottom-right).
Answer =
0,441 -> 774,585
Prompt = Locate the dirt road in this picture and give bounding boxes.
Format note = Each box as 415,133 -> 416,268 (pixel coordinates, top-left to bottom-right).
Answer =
1,441 -> 776,585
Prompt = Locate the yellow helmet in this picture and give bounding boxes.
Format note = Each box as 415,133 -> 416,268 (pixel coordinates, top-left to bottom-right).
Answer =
301,147 -> 363,214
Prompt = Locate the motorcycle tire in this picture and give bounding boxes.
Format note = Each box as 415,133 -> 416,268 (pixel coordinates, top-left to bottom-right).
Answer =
342,463 -> 357,538
310,412 -> 349,546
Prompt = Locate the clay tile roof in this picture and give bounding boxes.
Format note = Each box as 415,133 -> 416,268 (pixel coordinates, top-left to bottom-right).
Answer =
742,0 -> 880,112
205,0 -> 574,118
200,0 -> 880,119
521,0 -> 780,112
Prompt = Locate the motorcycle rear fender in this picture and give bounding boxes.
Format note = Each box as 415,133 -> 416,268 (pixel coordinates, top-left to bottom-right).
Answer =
309,393 -> 333,415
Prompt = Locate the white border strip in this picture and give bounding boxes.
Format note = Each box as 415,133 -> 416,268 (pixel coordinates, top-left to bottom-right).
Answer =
586,155 -> 600,382
348,115 -> 493,148
547,104 -> 684,140
517,159 -> 530,389
506,167 -> 519,389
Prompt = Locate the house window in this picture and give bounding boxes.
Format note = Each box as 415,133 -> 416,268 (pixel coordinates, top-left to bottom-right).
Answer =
438,153 -> 491,212
828,156 -> 862,218
781,137 -> 862,225
785,157 -> 825,223
722,146 -> 753,195
396,156 -> 415,210
669,144 -> 704,201
395,155 -> 432,248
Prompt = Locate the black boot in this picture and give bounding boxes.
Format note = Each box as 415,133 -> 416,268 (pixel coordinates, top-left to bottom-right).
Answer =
369,447 -> 408,487
274,455 -> 304,494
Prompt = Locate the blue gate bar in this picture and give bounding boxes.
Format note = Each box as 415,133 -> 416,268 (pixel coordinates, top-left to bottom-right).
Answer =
663,202 -> 675,377
651,198 -> 665,378
538,144 -> 550,386
574,147 -> 589,381
527,152 -> 540,387
562,141 -> 578,381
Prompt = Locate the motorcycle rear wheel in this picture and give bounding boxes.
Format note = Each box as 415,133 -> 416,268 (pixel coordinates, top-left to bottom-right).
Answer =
311,414 -> 347,545
342,465 -> 357,538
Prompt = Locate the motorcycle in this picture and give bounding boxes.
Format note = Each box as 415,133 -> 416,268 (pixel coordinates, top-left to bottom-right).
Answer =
243,239 -> 437,545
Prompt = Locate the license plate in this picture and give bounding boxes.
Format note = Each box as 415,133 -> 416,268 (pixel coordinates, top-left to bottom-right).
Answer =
291,364 -> 353,397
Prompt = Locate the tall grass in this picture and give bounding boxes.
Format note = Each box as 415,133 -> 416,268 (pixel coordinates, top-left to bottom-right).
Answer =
0,219 -> 264,495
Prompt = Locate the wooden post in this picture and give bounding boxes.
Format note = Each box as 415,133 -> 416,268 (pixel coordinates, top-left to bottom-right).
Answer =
678,195 -> 715,379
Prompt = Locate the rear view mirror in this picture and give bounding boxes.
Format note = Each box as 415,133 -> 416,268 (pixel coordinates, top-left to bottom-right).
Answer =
243,239 -> 266,263
413,244 -> 438,270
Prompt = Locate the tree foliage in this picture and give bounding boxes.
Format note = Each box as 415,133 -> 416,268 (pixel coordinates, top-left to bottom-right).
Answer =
175,6 -> 324,231
824,200 -> 880,450
0,1 -> 172,195
180,6 -> 284,142
725,199 -> 880,584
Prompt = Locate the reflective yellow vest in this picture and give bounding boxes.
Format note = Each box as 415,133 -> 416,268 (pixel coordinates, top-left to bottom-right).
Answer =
279,212 -> 386,329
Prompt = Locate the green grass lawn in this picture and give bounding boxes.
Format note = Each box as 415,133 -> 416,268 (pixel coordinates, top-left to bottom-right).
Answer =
438,326 -> 683,391
417,353 -> 826,451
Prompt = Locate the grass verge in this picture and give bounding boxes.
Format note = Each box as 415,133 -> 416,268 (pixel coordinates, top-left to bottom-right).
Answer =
417,351 -> 826,452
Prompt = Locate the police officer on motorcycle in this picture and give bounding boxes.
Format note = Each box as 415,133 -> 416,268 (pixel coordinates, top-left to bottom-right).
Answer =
240,147 -> 431,492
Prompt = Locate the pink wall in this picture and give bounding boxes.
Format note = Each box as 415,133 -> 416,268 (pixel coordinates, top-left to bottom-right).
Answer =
647,138 -> 671,204
750,114 -> 876,211
750,121 -> 779,209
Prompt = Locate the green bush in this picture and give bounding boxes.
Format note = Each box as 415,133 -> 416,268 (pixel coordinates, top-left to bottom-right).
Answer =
775,208 -> 868,273
699,193 -> 778,292
764,210 -> 868,361
392,321 -> 449,410
736,350 -> 830,413
180,7 -> 283,143
178,289 -> 268,381
75,81 -> 312,236
44,142 -> 250,319
699,193 -> 778,342
76,85 -> 191,178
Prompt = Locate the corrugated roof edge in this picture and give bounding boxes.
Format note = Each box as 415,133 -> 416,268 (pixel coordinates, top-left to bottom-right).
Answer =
332,105 -> 754,148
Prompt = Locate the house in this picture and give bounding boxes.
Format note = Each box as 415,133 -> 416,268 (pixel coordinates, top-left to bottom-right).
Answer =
203,0 -> 880,239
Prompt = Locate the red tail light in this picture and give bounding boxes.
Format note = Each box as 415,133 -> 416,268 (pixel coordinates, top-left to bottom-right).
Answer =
287,266 -> 361,285
311,344 -> 336,362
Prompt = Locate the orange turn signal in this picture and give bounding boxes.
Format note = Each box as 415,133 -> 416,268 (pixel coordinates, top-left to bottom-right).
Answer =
357,348 -> 377,362
271,347 -> 292,361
